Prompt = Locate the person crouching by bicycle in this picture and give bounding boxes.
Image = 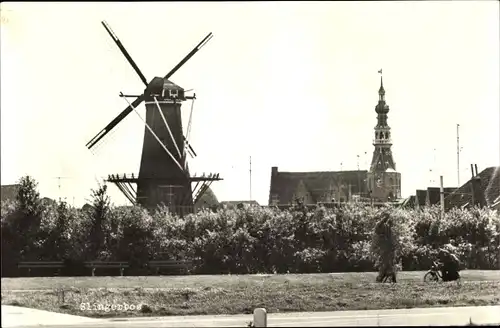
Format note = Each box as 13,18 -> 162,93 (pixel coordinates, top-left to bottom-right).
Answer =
437,248 -> 460,281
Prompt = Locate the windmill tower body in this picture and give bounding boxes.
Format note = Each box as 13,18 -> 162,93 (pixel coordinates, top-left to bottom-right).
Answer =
137,81 -> 193,212
86,22 -> 220,216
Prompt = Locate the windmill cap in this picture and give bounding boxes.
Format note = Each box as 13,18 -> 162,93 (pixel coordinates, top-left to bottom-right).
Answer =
144,77 -> 184,97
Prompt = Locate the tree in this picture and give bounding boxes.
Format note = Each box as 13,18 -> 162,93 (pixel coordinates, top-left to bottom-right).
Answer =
17,176 -> 42,217
1,198 -> 20,276
1,176 -> 44,275
45,200 -> 71,260
16,176 -> 44,259
87,183 -> 111,259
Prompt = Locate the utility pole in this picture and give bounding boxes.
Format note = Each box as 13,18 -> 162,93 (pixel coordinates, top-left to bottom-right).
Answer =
470,164 -> 476,207
357,155 -> 361,199
57,177 -> 62,202
440,175 -> 445,219
432,148 -> 437,184
249,156 -> 252,200
54,176 -> 70,202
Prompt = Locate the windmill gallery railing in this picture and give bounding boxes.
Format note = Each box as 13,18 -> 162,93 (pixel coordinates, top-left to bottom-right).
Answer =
107,173 -> 220,214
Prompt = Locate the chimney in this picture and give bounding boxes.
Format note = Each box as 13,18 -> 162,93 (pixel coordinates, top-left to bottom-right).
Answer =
269,167 -> 279,206
470,164 -> 475,179
440,176 -> 445,218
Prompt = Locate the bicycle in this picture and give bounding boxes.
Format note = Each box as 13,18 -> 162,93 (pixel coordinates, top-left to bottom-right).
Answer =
424,261 -> 461,284
423,261 -> 442,282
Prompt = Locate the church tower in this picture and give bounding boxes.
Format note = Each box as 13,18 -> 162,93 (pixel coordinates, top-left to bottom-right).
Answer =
367,70 -> 401,202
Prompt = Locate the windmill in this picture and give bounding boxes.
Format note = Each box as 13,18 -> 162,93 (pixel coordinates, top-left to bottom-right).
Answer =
86,21 -> 222,216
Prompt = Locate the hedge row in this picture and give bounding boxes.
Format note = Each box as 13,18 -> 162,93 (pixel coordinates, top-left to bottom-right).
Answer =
1,178 -> 499,277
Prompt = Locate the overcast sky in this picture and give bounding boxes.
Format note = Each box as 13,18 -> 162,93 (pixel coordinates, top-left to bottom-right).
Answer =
1,1 -> 499,207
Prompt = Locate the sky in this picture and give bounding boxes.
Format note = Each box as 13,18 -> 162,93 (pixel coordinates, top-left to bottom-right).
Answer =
1,1 -> 499,207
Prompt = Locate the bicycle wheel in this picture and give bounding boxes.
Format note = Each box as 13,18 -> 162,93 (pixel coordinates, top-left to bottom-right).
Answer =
424,271 -> 439,282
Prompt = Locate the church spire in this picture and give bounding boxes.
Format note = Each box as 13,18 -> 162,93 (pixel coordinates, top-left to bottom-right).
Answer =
378,69 -> 385,100
370,69 -> 395,172
368,69 -> 401,202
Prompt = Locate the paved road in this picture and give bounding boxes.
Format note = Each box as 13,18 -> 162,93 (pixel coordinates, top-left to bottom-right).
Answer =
2,305 -> 500,327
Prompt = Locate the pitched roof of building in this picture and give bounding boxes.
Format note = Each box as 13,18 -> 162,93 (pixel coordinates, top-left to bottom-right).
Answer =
269,167 -> 369,205
220,200 -> 259,206
426,187 -> 441,206
41,197 -> 57,205
195,187 -> 219,208
416,190 -> 427,207
444,187 -> 458,197
399,195 -> 416,208
220,200 -> 260,209
1,184 -> 20,203
445,166 -> 500,210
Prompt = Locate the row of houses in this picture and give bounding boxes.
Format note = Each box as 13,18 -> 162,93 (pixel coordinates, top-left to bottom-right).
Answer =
398,166 -> 500,212
2,166 -> 498,213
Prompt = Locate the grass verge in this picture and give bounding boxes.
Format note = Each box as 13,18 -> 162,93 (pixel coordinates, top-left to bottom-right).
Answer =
2,271 -> 500,318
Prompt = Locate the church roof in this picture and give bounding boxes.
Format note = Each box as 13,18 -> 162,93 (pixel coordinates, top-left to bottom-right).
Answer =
269,168 -> 368,205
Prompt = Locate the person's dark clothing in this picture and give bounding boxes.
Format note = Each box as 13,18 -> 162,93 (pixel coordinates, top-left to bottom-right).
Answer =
439,252 -> 460,281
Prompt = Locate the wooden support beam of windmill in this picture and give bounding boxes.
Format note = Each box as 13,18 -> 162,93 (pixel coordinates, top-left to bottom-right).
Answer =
153,96 -> 183,160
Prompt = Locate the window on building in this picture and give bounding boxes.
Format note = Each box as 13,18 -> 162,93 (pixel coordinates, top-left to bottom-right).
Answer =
271,194 -> 279,205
